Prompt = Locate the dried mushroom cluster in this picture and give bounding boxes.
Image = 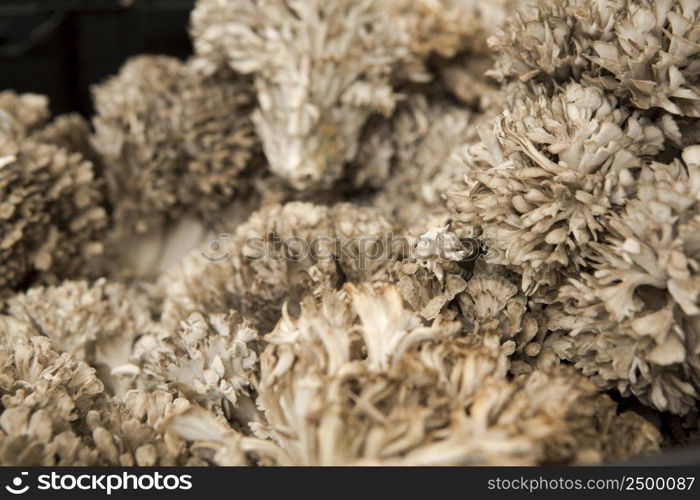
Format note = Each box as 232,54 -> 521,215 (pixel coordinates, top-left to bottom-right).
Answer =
1,0 -> 699,466
92,56 -> 258,234
0,91 -> 108,293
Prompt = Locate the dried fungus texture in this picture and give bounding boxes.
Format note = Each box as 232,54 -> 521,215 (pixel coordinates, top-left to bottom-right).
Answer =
191,0 -> 421,190
390,0 -> 515,59
365,95 -> 477,227
33,113 -> 102,167
160,201 -> 396,333
0,331 -> 203,465
0,91 -> 50,138
0,90 -> 99,161
92,55 -> 257,233
2,0 -> 699,468
169,284 -> 660,465
0,94 -> 108,292
5,279 -> 155,395
137,310 -> 260,427
394,0 -> 523,106
389,0 -> 517,108
458,269 -> 552,375
438,54 -> 501,109
0,331 -> 201,465
490,0 -> 700,117
0,336 -> 105,465
447,82 -> 666,291
391,225 -> 551,374
391,224 -> 473,322
548,146 -> 700,415
85,390 -> 201,466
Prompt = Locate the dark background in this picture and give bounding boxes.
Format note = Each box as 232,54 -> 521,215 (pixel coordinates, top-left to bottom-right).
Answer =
0,0 -> 195,116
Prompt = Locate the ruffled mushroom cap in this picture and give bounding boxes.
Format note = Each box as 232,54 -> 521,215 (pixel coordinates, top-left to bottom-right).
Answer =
390,224 -> 546,372
169,284 -> 660,465
458,272 -> 546,373
1,0 -> 690,466
86,390 -> 200,466
160,202 -> 336,332
0,103 -> 108,291
0,334 -> 205,465
365,95 -> 477,227
33,113 -> 102,167
0,91 -> 50,137
387,0 -> 517,108
447,82 -> 665,291
329,203 -> 396,282
390,0 -> 515,59
0,90 -> 98,160
137,310 -> 260,428
92,55 -> 257,233
0,336 -> 105,465
490,0 -> 700,117
548,146 -> 700,414
394,364 -> 660,465
438,54 -> 501,109
6,279 -> 155,395
191,0 -> 422,190
92,55 -> 180,233
392,224 -> 471,321
160,201 -> 396,332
